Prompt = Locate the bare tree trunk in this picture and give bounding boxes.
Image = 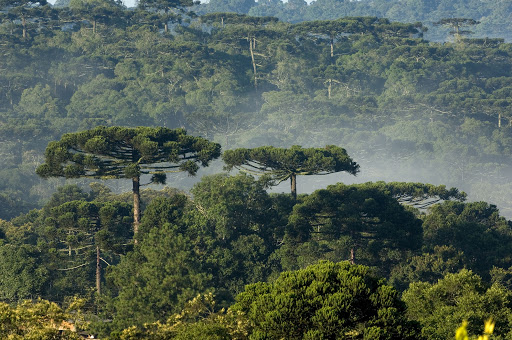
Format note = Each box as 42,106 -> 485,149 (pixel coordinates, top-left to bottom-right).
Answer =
249,37 -> 257,89
132,176 -> 141,244
350,248 -> 355,264
499,112 -> 502,128
96,246 -> 101,295
290,174 -> 297,200
22,16 -> 26,38
330,36 -> 334,58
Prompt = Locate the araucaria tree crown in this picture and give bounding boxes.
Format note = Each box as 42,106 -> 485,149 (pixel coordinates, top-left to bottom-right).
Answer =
223,145 -> 359,199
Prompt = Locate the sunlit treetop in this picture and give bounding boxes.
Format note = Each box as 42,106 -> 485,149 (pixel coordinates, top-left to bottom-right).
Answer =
36,126 -> 221,183
223,145 -> 359,198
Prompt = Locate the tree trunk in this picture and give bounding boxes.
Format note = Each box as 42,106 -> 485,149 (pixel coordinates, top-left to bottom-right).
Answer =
132,176 -> 141,243
249,37 -> 257,89
290,174 -> 297,200
96,246 -> 101,295
349,248 -> 355,264
499,112 -> 502,128
330,36 -> 334,58
93,20 -> 96,34
22,16 -> 26,38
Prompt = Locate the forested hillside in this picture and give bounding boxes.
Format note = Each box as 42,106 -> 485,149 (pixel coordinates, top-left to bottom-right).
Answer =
196,0 -> 512,42
1,5 -> 512,219
2,1 -> 512,338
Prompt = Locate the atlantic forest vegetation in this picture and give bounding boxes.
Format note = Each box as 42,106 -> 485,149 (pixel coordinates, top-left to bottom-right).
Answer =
1,0 -> 512,338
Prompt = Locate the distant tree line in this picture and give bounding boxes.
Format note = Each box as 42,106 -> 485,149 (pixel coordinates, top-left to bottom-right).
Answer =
195,0 -> 512,42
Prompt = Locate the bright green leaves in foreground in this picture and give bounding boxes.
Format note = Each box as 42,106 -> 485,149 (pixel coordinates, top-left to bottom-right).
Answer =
233,261 -> 421,340
455,319 -> 495,340
403,270 -> 512,339
0,299 -> 82,339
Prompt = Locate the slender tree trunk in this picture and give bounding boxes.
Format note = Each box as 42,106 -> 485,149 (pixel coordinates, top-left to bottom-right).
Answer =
164,8 -> 169,32
349,248 -> 355,264
22,16 -> 26,38
330,36 -> 334,58
93,20 -> 96,34
499,112 -> 502,128
249,37 -> 257,89
96,246 -> 101,295
132,176 -> 141,244
290,174 -> 297,200
454,24 -> 460,42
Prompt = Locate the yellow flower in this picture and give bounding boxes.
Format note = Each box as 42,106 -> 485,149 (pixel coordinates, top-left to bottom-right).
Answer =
477,336 -> 489,340
484,318 -> 495,335
456,320 -> 469,340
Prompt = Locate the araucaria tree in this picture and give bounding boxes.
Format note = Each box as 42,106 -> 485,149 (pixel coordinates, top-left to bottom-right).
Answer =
434,18 -> 480,42
222,145 -> 359,199
36,126 -> 221,240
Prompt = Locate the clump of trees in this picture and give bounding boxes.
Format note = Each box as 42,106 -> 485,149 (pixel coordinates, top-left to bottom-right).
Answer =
36,126 -> 221,239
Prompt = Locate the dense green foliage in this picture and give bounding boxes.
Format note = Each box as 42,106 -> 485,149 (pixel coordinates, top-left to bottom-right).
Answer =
234,261 -> 421,339
403,270 -> 512,339
282,182 -> 424,277
2,172 -> 512,338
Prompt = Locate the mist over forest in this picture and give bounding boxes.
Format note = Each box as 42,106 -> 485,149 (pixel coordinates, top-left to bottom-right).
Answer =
1,5 -> 512,219
2,0 -> 512,338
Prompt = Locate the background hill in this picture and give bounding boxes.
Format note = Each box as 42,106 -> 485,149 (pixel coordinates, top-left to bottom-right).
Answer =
195,0 -> 512,42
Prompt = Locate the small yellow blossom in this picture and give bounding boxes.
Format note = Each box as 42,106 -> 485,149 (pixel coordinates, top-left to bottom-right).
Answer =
484,319 -> 495,335
456,320 -> 469,340
477,335 -> 489,340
